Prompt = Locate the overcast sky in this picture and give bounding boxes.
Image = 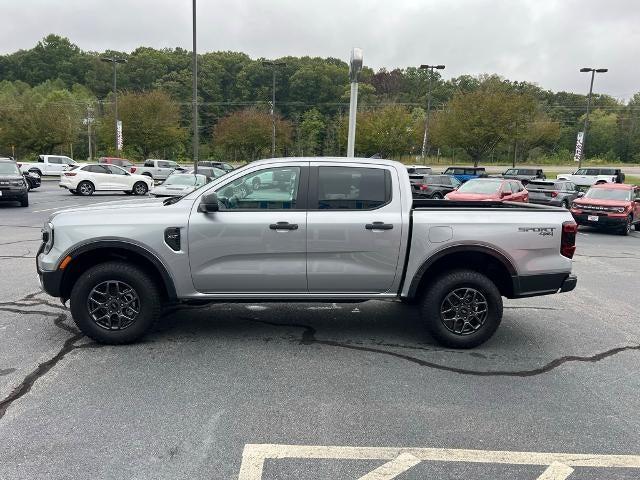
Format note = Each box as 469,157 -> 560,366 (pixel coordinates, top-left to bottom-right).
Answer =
1,0 -> 638,99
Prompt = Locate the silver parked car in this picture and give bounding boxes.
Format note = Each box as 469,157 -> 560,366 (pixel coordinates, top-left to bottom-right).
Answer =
527,180 -> 583,209
151,173 -> 209,197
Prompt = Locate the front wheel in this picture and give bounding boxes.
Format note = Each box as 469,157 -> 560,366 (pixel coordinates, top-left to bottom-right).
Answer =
620,215 -> 632,236
421,269 -> 503,349
70,262 -> 162,344
431,192 -> 443,200
133,181 -> 148,196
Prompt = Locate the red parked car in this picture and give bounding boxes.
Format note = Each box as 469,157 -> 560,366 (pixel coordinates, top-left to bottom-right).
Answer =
445,178 -> 529,202
570,183 -> 640,235
97,157 -> 134,168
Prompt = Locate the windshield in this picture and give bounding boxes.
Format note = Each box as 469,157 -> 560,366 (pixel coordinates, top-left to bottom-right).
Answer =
584,188 -> 631,201
0,162 -> 20,175
457,179 -> 501,194
164,174 -> 207,186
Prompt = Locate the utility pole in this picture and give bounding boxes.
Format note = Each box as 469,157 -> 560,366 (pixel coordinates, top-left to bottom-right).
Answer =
262,60 -> 286,157
419,64 -> 445,163
578,67 -> 608,167
192,0 -> 199,174
100,56 -> 127,152
87,105 -> 93,160
347,48 -> 363,157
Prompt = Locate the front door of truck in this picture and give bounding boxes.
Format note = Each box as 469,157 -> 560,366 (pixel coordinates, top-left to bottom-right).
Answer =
306,163 -> 403,293
188,163 -> 308,293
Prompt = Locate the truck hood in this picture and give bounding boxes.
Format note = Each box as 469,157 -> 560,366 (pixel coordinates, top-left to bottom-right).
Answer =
49,198 -> 167,221
573,198 -> 630,208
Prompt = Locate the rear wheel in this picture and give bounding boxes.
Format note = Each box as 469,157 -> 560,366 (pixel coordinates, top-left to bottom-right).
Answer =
431,192 -> 443,200
133,181 -> 148,196
70,262 -> 161,344
77,181 -> 94,196
420,269 -> 503,349
562,199 -> 570,209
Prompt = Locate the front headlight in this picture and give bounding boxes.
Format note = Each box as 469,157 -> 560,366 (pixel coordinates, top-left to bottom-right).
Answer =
42,222 -> 54,254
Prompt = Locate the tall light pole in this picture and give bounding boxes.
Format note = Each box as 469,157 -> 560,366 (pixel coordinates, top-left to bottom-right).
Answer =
347,48 -> 363,157
419,64 -> 445,162
578,67 -> 607,168
192,0 -> 199,174
100,56 -> 127,152
262,60 -> 286,157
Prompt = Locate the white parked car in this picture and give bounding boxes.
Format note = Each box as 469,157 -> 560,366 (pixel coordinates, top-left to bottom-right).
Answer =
60,164 -> 154,196
151,173 -> 209,197
556,168 -> 625,187
18,155 -> 84,177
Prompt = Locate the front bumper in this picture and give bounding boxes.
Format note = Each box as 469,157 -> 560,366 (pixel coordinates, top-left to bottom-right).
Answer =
0,188 -> 28,201
36,243 -> 63,298
511,273 -> 577,298
572,212 -> 627,228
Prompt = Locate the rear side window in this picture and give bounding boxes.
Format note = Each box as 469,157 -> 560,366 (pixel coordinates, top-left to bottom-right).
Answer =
144,160 -> 154,167
316,167 -> 391,210
84,165 -> 109,174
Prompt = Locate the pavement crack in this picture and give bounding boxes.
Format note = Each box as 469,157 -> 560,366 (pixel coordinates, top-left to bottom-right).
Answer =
242,317 -> 640,377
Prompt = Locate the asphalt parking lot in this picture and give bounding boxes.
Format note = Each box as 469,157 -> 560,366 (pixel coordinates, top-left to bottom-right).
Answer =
1,181 -> 639,479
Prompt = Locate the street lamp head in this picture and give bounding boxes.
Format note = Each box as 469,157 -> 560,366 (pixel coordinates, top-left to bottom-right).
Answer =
435,65 -> 445,69
595,68 -> 608,73
349,47 -> 363,82
100,57 -> 127,64
580,67 -> 593,72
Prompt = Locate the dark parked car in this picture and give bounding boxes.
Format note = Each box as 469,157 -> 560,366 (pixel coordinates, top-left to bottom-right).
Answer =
527,180 -> 582,209
500,167 -> 545,185
442,166 -> 487,183
23,171 -> 41,190
411,174 -> 461,199
198,161 -> 234,172
0,158 -> 29,207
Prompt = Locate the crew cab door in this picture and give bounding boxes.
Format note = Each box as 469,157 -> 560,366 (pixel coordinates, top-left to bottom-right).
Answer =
188,163 -> 308,293
306,163 -> 403,293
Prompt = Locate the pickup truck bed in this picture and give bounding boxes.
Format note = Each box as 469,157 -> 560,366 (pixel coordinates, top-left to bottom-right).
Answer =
37,157 -> 577,349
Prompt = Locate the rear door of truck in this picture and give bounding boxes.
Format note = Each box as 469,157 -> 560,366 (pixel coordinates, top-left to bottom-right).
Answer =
306,162 -> 403,293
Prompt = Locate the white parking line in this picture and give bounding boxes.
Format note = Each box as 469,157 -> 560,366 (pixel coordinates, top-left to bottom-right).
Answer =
357,453 -> 420,480
238,444 -> 640,480
536,462 -> 574,480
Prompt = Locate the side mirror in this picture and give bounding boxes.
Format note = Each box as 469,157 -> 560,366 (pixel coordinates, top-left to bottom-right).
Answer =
198,192 -> 219,213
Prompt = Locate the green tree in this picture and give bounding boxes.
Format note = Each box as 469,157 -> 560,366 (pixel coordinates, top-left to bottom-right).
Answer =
96,90 -> 186,159
213,108 -> 292,161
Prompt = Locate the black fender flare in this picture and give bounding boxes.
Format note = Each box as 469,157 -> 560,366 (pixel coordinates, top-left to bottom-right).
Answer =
407,244 -> 517,299
59,240 -> 177,300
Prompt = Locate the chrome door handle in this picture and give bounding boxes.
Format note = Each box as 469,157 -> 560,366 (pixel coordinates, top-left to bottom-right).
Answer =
365,222 -> 393,230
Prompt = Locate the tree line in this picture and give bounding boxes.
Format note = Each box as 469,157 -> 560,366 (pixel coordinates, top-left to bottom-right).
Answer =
1,34 -> 639,164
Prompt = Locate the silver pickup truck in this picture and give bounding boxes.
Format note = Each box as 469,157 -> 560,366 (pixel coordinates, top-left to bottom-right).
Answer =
37,158 -> 578,348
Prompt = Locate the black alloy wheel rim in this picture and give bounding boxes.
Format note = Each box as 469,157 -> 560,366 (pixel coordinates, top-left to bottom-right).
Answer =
79,183 -> 93,195
87,280 -> 141,330
440,287 -> 488,335
135,183 -> 147,195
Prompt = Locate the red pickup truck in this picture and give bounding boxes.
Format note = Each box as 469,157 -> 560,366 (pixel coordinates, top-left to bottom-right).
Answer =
570,183 -> 640,235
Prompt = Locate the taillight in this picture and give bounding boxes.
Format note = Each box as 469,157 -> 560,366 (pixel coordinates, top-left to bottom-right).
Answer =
130,167 -> 137,173
551,191 -> 558,197
64,172 -> 77,177
561,221 -> 577,259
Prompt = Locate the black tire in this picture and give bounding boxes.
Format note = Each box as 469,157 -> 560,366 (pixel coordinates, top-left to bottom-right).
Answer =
620,215 -> 632,236
634,222 -> 640,232
29,169 -> 42,178
421,269 -> 503,349
562,199 -> 570,209
70,262 -> 161,344
77,181 -> 94,196
431,192 -> 443,200
252,177 -> 261,190
19,195 -> 29,207
133,181 -> 148,196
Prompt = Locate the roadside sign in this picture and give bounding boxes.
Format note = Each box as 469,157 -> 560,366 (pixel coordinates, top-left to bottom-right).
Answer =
574,131 -> 584,162
116,120 -> 123,151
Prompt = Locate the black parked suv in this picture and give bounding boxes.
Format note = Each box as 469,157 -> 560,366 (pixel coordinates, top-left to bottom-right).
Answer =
0,158 -> 29,207
411,174 -> 462,199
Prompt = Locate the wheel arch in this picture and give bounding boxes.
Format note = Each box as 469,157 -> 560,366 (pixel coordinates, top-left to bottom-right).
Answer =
407,245 -> 517,300
58,241 -> 177,302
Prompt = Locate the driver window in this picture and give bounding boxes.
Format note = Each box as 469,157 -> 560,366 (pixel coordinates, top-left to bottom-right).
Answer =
106,165 -> 127,175
214,167 -> 300,210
